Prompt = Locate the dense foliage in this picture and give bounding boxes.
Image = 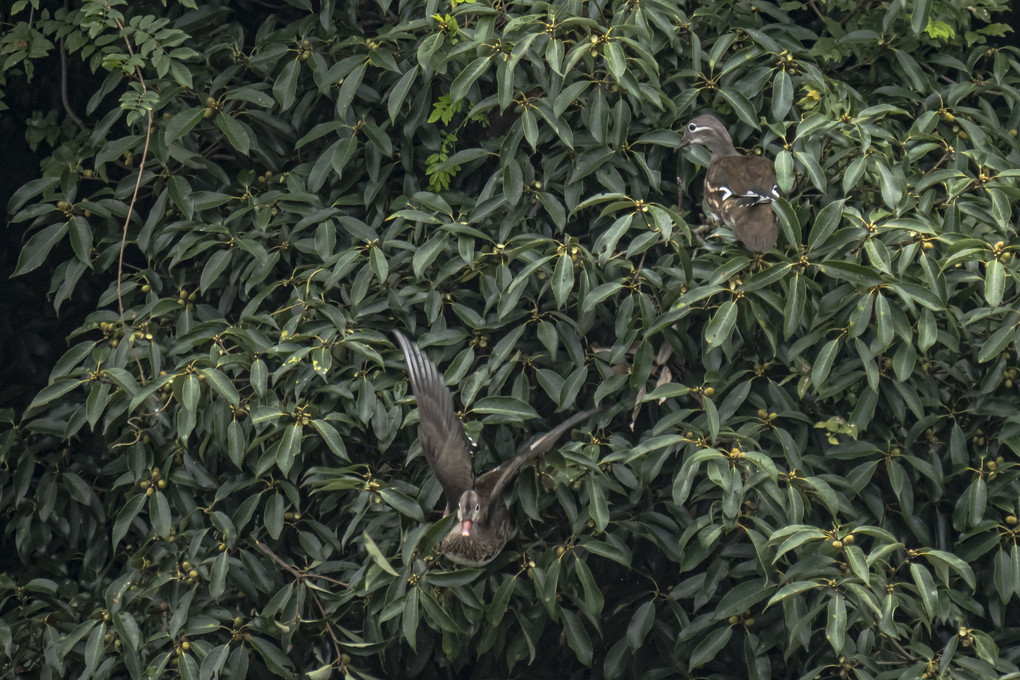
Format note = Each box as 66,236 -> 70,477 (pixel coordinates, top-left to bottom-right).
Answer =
3,0 -> 1020,678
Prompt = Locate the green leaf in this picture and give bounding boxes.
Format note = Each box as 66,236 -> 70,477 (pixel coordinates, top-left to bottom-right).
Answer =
388,67 -> 418,123
378,487 -> 424,521
8,175 -> 59,214
817,260 -> 883,286
910,562 -> 938,621
604,41 -> 626,81
561,608 -> 593,665
486,575 -> 516,626
363,530 -> 397,574
911,0 -> 932,34
775,150 -> 795,193
877,163 -> 904,209
273,58 -> 300,110
825,593 -> 846,654
811,337 -> 841,389
264,491 -> 284,539
582,281 -> 624,315
84,623 -> 105,675
276,423 -> 302,475
13,222 -> 67,276
771,69 -> 792,121
551,253 -> 575,308
450,56 -> 491,102
522,108 -> 539,150
112,494 -> 146,548
984,258 -> 1005,307
181,374 -> 200,413
714,580 -> 772,619
588,477 -> 609,532
113,611 -> 142,652
412,233 -> 448,278
994,548 -> 1012,603
689,626 -> 732,667
199,367 -> 240,405
165,107 -> 207,145
210,551 -> 229,600
471,396 -> 539,420
26,379 -> 83,414
808,200 -> 845,250
704,300 -> 738,348
978,322 -> 1017,363
311,420 -> 348,460
626,600 -> 655,651
149,490 -> 172,539
845,545 -> 870,586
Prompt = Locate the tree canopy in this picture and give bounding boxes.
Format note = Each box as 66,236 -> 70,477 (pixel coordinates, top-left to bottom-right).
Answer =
2,0 -> 1020,678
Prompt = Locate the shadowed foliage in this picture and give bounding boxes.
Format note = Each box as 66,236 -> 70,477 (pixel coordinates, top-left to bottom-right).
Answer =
2,0 -> 1020,678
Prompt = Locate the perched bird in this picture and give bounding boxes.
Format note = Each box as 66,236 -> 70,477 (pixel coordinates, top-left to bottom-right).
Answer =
676,114 -> 779,252
393,330 -> 599,567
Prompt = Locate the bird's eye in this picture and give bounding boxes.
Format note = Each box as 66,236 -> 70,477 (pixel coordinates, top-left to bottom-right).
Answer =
475,504 -> 481,512
688,123 -> 697,131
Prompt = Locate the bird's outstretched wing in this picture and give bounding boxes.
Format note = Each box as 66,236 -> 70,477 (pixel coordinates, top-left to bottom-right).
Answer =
394,331 -> 475,513
476,407 -> 601,513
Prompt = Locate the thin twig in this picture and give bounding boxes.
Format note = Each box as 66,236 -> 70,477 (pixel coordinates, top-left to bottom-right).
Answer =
882,633 -> 920,662
255,540 -> 350,587
255,540 -> 347,662
807,0 -> 826,27
113,18 -> 152,384
59,0 -> 85,128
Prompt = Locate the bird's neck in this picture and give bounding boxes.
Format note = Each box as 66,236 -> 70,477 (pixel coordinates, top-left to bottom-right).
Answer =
709,142 -> 741,161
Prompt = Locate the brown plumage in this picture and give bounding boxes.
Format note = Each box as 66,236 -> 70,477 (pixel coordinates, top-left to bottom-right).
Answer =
394,330 -> 599,567
677,114 -> 778,252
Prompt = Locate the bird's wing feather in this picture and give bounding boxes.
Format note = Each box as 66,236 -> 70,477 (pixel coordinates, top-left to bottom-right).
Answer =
707,155 -> 776,196
394,331 -> 474,512
705,156 -> 778,252
475,407 -> 601,513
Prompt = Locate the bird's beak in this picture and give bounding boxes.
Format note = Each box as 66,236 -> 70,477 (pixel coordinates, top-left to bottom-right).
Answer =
675,138 -> 691,150
460,519 -> 473,537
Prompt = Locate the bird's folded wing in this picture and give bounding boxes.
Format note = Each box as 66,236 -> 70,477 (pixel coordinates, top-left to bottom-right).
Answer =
733,184 -> 779,208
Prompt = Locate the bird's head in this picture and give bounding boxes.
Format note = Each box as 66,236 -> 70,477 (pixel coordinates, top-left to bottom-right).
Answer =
456,489 -> 482,537
675,114 -> 733,154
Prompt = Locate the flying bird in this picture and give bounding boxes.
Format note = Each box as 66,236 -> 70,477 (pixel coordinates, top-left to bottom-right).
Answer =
394,330 -> 599,567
